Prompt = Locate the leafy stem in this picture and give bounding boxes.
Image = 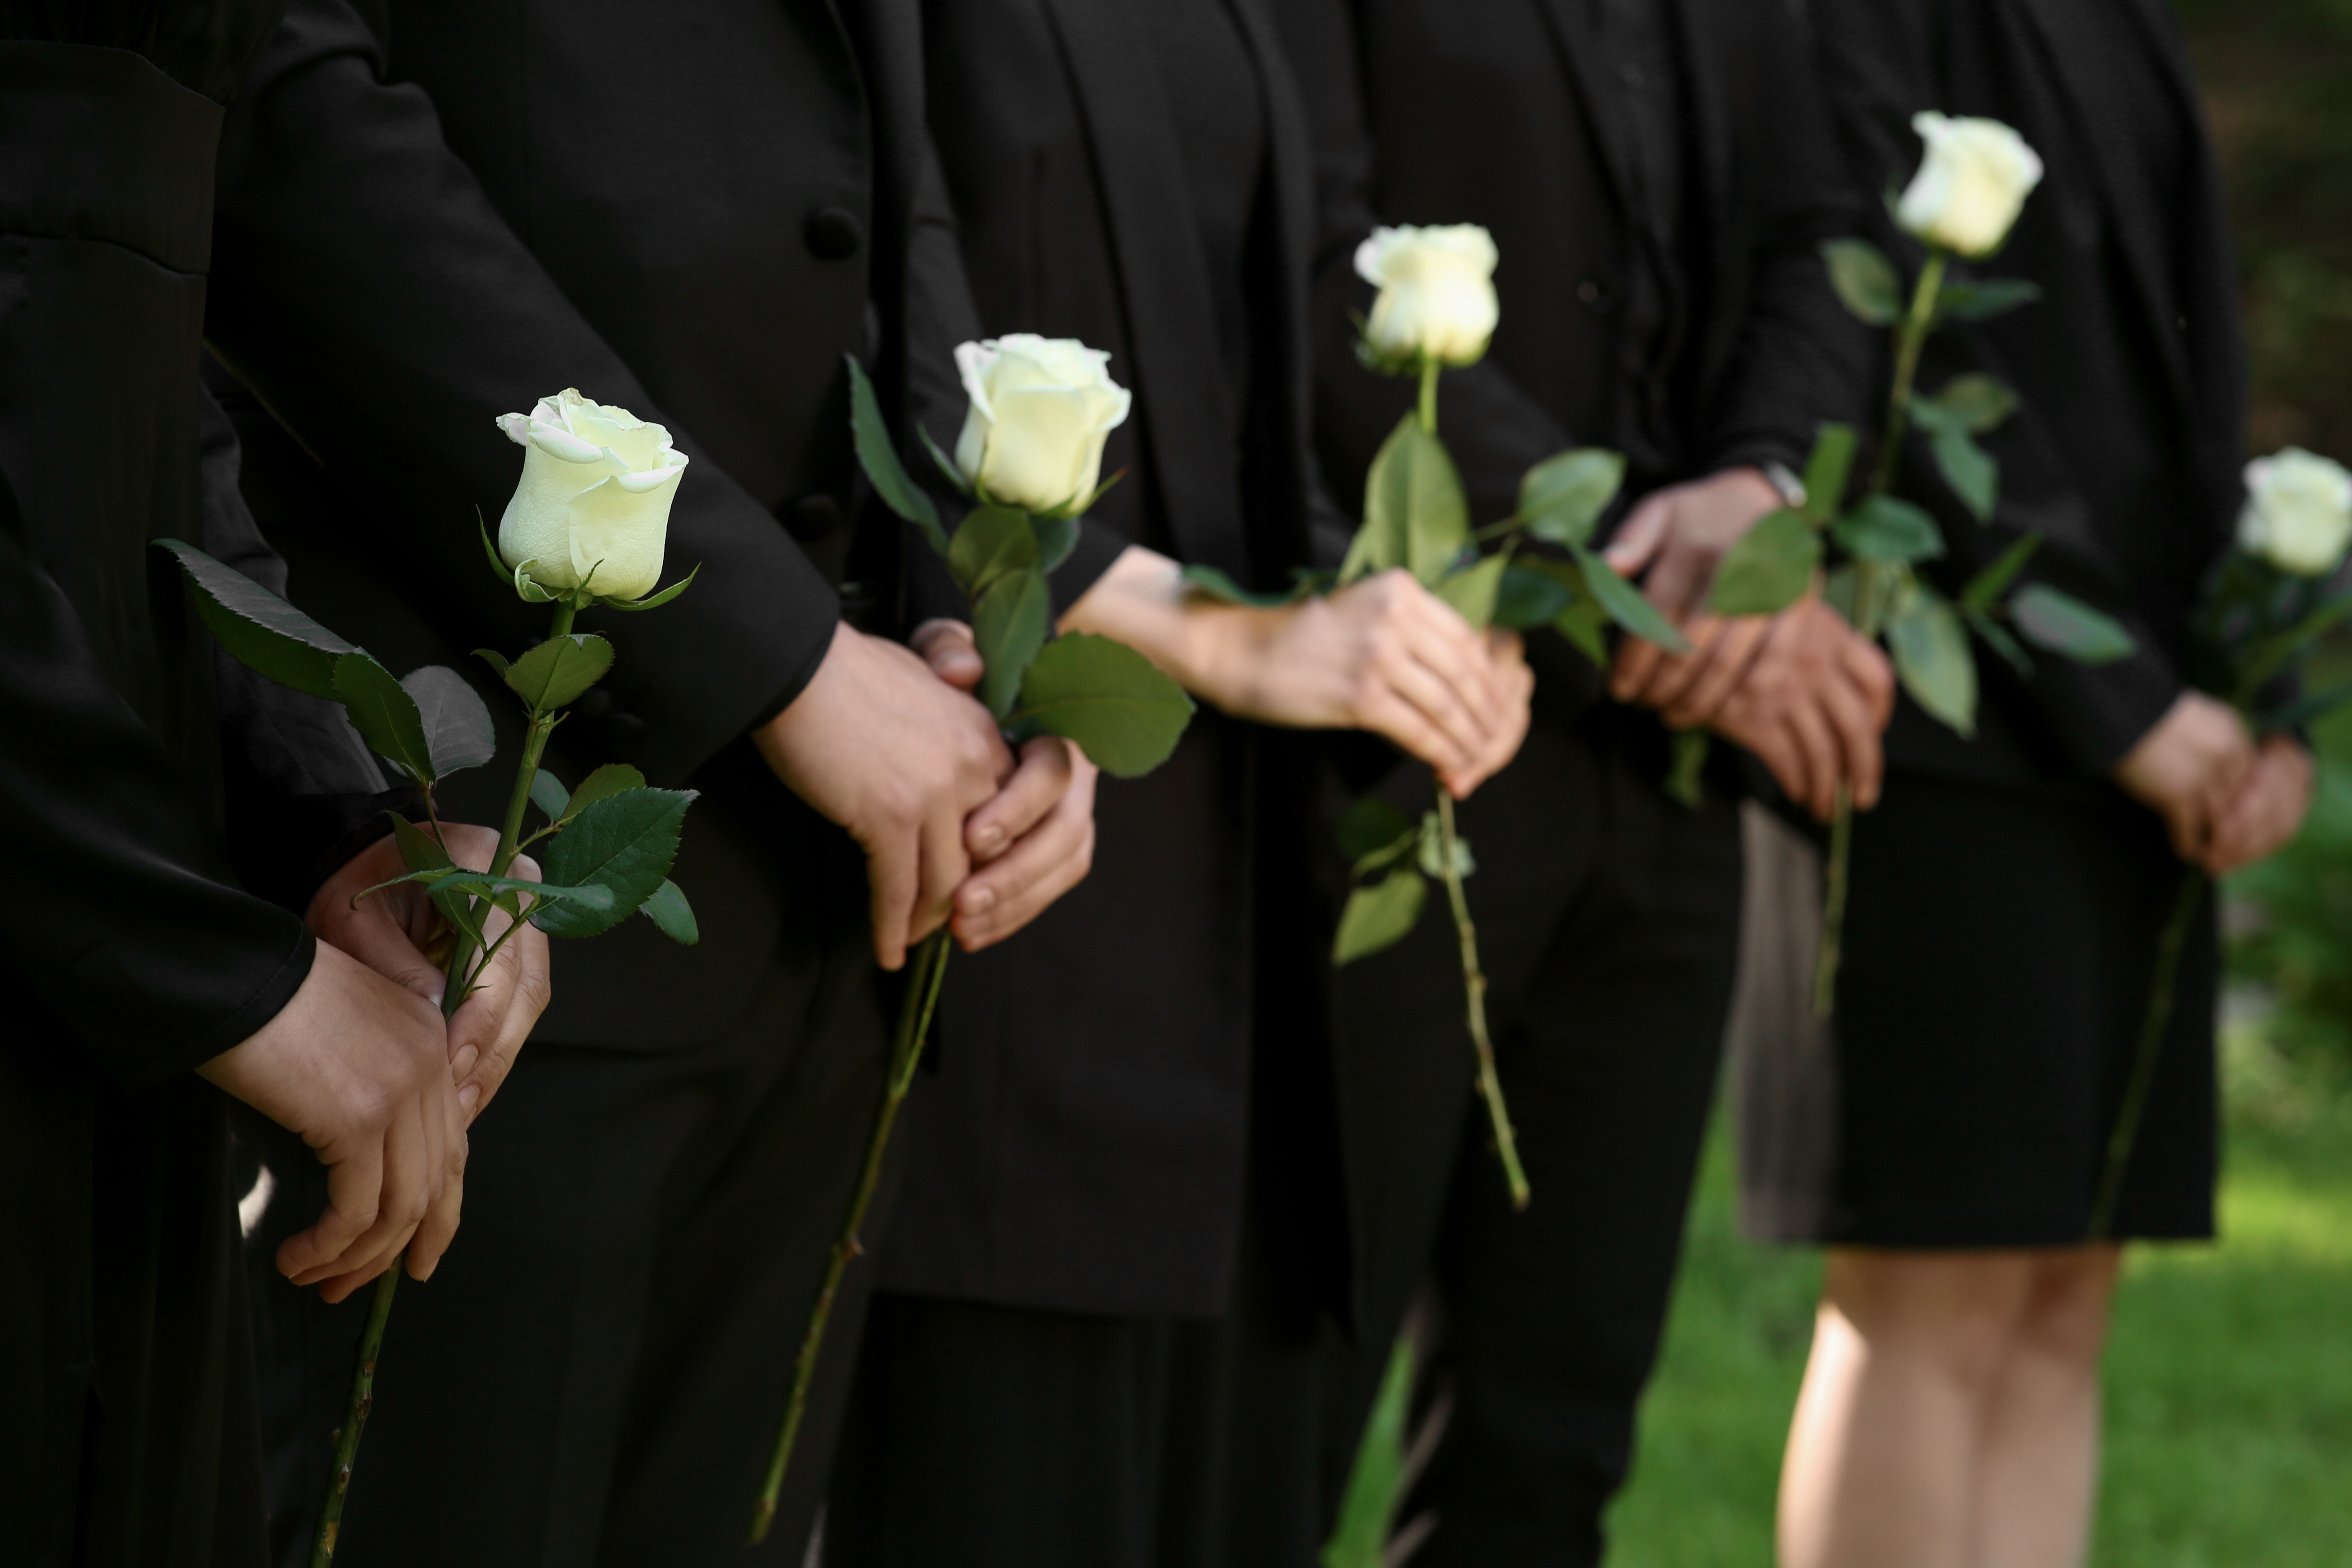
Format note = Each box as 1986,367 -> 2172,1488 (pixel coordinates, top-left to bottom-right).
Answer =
1868,249 -> 1947,500
1417,356 -> 1441,437
1434,791 -> 1530,1210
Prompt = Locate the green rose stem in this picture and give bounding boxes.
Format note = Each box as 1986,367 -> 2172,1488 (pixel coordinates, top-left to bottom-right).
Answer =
1417,354 -> 1530,1211
2088,869 -> 2205,1242
1813,249 -> 1949,1018
749,928 -> 953,1544
312,594 -> 577,1568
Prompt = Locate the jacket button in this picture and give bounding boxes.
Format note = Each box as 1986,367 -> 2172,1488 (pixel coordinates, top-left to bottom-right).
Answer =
789,494 -> 843,540
805,207 -> 864,261
1577,275 -> 1620,314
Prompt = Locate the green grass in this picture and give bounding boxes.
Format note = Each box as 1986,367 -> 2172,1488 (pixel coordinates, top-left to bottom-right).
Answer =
1604,1054 -> 2352,1566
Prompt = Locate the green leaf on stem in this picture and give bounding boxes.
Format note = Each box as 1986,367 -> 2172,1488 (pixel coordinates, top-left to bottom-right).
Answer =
534,786 -> 698,939
474,648 -> 512,678
1011,633 -> 1196,778
1333,866 -> 1428,965
640,878 -> 700,945
1820,238 -> 1902,326
597,563 -> 701,612
846,355 -> 950,556
1967,608 -> 2034,675
334,650 -> 437,785
1833,495 -> 1946,564
1707,508 -> 1820,616
1959,532 -> 2042,613
1335,797 -> 1415,864
1572,543 -> 1692,651
1181,563 -> 1296,608
401,666 -> 496,779
563,762 -> 650,824
2236,592 -> 2352,697
1922,373 -> 2020,434
1349,414 -> 1470,586
512,561 -> 559,604
1494,562 -> 1575,630
155,538 -> 356,699
1434,553 -> 1508,630
1519,448 -> 1626,547
1033,512 -> 1081,574
949,506 -> 1040,598
1936,278 -> 2042,322
918,423 -> 972,499
973,566 -> 1052,720
1415,810 -> 1475,879
2010,584 -> 2136,665
1665,729 -> 1710,808
1800,424 -> 1859,521
1888,586 -> 1977,735
1554,589 -> 1610,664
387,813 -> 453,873
503,633 -> 615,713
479,515 -> 514,585
1824,563 -> 1860,624
530,769 -> 571,821
1909,399 -> 2000,521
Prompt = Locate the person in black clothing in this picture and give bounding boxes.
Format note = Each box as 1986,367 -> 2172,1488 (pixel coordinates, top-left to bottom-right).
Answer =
195,2 -> 1096,1562
822,1 -> 1532,1564
1266,0 -> 1891,1561
0,6 -> 544,1562
1752,4 -> 2312,1565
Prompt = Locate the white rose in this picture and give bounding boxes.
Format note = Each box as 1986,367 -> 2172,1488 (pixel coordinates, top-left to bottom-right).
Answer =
953,335 -> 1133,515
2239,447 -> 2352,578
1354,223 -> 1500,368
1897,112 -> 2045,260
494,388 -> 688,600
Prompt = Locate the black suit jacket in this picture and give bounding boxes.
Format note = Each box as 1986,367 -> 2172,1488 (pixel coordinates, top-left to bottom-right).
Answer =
1816,0 -> 2247,783
874,0 -> 1340,1319
205,0 -> 972,1044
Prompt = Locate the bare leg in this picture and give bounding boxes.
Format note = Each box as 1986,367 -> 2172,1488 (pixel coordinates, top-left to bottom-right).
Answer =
1777,1250 -> 2039,1568
1972,1246 -> 2120,1568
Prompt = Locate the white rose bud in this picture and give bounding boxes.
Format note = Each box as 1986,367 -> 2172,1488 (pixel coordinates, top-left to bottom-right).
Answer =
1354,223 -> 1500,368
494,388 -> 688,600
2239,447 -> 2352,578
1897,112 -> 2045,260
953,335 -> 1133,515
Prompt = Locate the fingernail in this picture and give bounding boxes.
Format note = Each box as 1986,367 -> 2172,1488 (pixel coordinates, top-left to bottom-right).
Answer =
451,1045 -> 479,1080
459,1083 -> 481,1116
966,885 -> 997,913
973,825 -> 1007,858
427,982 -> 446,1009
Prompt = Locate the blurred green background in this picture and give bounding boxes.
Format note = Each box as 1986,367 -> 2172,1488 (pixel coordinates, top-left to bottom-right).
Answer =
1607,4 -> 2352,1561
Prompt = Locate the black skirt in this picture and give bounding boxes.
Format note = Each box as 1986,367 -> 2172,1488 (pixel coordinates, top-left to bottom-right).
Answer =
1736,770 -> 2219,1248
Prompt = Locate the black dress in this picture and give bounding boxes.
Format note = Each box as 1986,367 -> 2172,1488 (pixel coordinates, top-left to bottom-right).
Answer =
824,0 -> 1342,1564
0,7 -> 384,1564
1736,0 -> 2240,1247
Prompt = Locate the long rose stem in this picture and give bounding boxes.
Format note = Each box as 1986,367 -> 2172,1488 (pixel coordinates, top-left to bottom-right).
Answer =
1436,791 -> 1530,1210
748,929 -> 953,1543
310,595 -> 575,1565
2089,870 -> 2205,1241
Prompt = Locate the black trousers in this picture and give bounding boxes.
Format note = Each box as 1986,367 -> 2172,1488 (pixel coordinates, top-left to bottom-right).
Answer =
1325,708 -> 1744,1568
824,1193 -> 1330,1568
238,927 -> 889,1568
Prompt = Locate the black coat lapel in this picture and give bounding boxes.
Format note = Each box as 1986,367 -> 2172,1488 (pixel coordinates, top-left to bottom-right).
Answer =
1530,0 -> 1639,220
1038,0 -> 1253,576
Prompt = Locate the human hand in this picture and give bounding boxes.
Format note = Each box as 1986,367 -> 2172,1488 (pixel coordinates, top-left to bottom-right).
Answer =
198,942 -> 464,1303
1704,600 -> 1896,822
912,620 -> 1100,951
1604,467 -> 1786,710
2113,692 -> 2257,861
308,824 -> 549,1123
2203,734 -> 2316,875
756,622 -> 1013,969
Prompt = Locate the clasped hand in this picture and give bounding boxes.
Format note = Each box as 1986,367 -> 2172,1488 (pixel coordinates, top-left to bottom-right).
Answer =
2116,694 -> 2311,875
1606,468 -> 1896,821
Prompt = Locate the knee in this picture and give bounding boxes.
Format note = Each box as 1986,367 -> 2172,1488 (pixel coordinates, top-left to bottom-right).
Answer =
2013,1249 -> 2121,1369
1822,1251 -> 2034,1393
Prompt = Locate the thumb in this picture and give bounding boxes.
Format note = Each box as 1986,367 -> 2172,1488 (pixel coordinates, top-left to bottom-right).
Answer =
1601,494 -> 1671,577
326,904 -> 448,1012
911,618 -> 984,693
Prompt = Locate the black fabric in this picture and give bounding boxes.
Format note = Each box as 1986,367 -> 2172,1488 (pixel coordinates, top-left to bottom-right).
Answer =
0,0 -> 281,101
878,0 -> 1332,1318
1317,712 -> 1743,1568
1817,0 -> 2248,781
0,29 -> 320,1568
237,906 -> 888,1568
1743,771 -> 2218,1246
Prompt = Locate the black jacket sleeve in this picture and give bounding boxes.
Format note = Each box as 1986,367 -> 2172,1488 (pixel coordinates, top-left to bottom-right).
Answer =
0,468 -> 313,1090
205,0 -> 844,788
1814,0 -> 2180,775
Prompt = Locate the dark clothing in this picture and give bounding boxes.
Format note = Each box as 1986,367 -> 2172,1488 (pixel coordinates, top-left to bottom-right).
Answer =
0,19 -> 388,1566
1270,0 -> 1857,1558
878,0 -> 1331,1319
1745,777 -> 2218,1245
1825,0 -> 2245,784
238,855 -> 884,1568
203,0 -> 963,1557
1741,0 -> 2241,1250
